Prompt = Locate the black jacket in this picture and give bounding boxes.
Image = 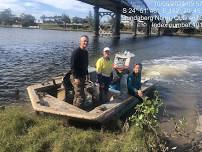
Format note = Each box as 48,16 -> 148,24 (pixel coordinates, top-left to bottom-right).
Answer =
70,47 -> 88,78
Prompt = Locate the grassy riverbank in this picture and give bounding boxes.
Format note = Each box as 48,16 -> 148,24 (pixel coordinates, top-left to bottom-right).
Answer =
0,96 -> 201,151
39,23 -> 93,32
0,24 -> 151,35
0,106 -> 157,152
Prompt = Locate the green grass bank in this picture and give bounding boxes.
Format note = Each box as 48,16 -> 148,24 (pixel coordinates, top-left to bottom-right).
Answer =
0,105 -> 159,152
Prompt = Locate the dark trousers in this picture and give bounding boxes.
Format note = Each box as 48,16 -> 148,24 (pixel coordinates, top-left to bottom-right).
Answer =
98,76 -> 111,104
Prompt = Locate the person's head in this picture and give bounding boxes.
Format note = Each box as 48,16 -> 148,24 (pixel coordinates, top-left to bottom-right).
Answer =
133,63 -> 142,74
80,35 -> 89,49
103,47 -> 111,59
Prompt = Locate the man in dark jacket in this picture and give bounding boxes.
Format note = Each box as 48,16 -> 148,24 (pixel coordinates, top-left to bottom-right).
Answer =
70,35 -> 89,109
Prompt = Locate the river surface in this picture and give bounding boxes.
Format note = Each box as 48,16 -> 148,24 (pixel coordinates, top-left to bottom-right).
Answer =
1,27 -> 202,132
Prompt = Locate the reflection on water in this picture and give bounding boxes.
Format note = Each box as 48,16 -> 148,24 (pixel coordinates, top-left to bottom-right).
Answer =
91,36 -> 100,52
0,27 -> 202,112
111,37 -> 120,47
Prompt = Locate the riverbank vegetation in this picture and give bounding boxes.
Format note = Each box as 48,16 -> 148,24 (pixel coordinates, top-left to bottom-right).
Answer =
39,23 -> 92,32
0,8 -> 36,27
0,91 -> 168,152
163,13 -> 202,37
2,8 -> 202,37
0,8 -> 93,30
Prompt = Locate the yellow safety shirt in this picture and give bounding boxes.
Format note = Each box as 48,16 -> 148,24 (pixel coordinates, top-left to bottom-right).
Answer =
96,57 -> 113,77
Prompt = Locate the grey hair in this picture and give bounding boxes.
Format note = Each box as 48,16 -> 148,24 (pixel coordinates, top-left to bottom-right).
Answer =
80,35 -> 89,39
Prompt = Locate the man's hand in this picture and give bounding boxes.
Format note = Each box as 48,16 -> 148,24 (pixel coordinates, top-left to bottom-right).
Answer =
137,90 -> 143,97
74,79 -> 80,84
86,75 -> 90,81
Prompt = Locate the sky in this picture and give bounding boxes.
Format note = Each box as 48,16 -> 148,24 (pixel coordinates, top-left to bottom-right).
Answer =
0,0 -> 93,18
144,0 -> 202,21
0,0 -> 202,21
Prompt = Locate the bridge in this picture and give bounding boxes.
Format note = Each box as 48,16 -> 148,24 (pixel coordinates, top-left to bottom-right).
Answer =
78,0 -> 161,37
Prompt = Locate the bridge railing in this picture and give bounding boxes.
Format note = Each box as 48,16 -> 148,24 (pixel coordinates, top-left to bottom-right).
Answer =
123,0 -> 149,9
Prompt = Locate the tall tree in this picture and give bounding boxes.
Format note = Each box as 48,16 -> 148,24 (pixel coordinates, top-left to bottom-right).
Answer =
0,8 -> 13,25
197,16 -> 202,34
53,15 -> 62,24
184,12 -> 192,23
73,17 -> 86,24
87,11 -> 94,28
21,13 -> 35,27
40,15 -> 46,23
61,14 -> 71,28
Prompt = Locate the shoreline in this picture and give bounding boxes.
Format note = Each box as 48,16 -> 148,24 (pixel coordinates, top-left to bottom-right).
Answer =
0,25 -> 160,37
0,25 -> 132,34
1,100 -> 202,150
164,33 -> 202,39
2,25 -> 202,39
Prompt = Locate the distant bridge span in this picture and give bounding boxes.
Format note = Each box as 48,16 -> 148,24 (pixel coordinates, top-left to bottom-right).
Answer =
78,0 -> 150,16
77,0 -> 160,37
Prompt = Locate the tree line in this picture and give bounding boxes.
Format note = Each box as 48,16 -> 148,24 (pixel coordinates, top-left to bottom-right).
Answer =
40,11 -> 94,28
0,8 -> 94,28
0,8 -> 36,27
163,12 -> 202,34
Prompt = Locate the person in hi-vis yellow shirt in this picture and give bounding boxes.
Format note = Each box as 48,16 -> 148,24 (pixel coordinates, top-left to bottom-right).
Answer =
96,47 -> 113,104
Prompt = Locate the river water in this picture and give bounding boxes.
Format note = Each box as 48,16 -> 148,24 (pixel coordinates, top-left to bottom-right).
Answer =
1,27 -> 202,133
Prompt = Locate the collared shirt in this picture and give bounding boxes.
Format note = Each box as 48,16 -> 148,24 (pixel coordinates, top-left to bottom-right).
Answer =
96,57 -> 113,77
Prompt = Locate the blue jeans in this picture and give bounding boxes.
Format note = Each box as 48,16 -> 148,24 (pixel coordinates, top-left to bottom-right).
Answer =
109,82 -> 120,91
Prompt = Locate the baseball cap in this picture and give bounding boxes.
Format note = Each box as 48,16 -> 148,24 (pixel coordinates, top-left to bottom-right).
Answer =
103,47 -> 111,52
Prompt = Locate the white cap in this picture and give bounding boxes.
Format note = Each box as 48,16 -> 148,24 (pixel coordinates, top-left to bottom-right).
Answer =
103,47 -> 111,52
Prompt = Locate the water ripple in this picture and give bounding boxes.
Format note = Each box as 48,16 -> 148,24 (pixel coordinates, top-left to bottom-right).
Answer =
1,28 -> 202,104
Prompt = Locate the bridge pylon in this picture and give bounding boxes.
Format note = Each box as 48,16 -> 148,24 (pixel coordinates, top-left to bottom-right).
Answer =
93,6 -> 121,38
132,20 -> 138,37
112,9 -> 121,38
146,20 -> 152,36
94,6 -> 100,37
